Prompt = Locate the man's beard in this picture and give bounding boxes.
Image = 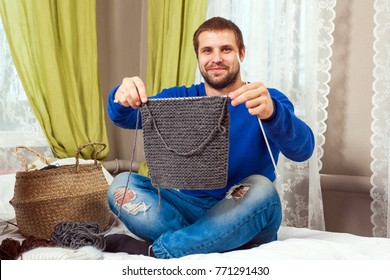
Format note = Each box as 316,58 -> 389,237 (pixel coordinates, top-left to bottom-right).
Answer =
200,65 -> 240,89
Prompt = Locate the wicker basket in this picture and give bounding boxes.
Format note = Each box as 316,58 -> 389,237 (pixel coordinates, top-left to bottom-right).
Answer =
10,142 -> 111,239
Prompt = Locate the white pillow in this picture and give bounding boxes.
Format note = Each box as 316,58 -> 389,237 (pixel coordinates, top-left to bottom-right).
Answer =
0,173 -> 16,221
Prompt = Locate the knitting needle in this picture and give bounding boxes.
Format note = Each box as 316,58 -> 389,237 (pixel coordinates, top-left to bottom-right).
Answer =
236,53 -> 280,180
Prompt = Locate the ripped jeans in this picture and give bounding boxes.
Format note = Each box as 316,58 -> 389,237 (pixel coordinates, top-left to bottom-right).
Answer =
107,173 -> 282,259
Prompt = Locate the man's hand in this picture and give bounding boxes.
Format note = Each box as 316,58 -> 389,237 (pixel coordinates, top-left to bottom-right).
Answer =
114,76 -> 148,109
229,82 -> 274,120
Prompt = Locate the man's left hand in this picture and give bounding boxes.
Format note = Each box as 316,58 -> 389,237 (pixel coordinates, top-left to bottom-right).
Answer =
229,82 -> 274,120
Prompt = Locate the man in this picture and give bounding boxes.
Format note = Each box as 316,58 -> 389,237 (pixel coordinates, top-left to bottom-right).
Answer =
105,17 -> 314,258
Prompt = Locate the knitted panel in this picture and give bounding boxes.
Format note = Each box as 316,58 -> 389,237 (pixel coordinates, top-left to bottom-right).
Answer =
140,96 -> 229,190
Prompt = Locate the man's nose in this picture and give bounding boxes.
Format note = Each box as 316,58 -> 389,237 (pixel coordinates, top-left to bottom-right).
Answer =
211,51 -> 223,63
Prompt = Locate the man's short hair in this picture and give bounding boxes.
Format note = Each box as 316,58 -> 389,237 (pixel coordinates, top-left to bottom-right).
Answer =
193,17 -> 245,57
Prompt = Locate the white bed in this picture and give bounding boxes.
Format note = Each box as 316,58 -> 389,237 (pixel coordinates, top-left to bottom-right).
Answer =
1,161 -> 390,261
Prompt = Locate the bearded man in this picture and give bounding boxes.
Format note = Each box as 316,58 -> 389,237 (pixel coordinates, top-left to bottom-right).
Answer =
105,17 -> 314,259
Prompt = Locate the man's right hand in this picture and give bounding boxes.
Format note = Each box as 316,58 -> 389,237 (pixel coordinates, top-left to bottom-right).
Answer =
114,76 -> 148,109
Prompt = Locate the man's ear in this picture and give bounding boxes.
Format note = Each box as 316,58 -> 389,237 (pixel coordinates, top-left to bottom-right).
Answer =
240,48 -> 246,61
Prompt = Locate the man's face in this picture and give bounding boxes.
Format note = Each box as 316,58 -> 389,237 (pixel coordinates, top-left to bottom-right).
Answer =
197,30 -> 241,89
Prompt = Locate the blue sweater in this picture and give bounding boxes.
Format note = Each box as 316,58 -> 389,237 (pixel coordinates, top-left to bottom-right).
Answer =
108,83 -> 314,199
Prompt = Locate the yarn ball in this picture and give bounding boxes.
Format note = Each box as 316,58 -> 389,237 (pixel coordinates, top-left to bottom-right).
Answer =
50,221 -> 106,250
0,238 -> 21,260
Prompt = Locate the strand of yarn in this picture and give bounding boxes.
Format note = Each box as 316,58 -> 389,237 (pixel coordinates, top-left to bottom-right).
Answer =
115,108 -> 140,220
257,117 -> 280,179
21,236 -> 57,253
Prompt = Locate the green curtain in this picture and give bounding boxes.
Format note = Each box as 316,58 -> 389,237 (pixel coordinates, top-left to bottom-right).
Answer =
139,0 -> 207,177
147,0 -> 207,96
0,0 -> 109,159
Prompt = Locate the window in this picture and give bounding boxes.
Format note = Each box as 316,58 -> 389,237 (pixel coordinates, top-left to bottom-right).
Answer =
0,18 -> 52,173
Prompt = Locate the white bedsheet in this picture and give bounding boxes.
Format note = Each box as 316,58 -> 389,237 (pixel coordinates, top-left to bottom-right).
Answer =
1,169 -> 390,260
102,225 -> 390,260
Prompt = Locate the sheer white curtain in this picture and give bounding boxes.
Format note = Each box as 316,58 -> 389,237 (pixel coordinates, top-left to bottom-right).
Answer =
370,0 -> 390,238
0,18 -> 53,174
198,0 -> 336,230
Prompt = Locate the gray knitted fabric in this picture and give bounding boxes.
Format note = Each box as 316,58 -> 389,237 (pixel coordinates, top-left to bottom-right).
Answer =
140,96 -> 229,190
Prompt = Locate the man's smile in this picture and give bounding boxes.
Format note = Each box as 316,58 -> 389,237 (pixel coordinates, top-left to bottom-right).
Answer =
206,65 -> 228,75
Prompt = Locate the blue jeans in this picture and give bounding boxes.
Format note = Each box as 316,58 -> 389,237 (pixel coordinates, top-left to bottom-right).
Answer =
107,173 -> 282,259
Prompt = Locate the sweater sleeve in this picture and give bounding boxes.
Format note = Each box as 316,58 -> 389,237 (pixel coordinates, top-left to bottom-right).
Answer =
262,89 -> 315,162
107,85 -> 141,129
107,83 -> 205,130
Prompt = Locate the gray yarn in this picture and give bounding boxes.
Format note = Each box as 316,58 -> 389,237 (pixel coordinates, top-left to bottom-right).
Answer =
140,96 -> 229,190
50,221 -> 106,250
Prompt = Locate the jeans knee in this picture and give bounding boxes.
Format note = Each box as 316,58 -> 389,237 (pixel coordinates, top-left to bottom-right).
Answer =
240,175 -> 280,204
108,172 -> 131,192
107,172 -> 152,213
108,172 -> 150,194
243,174 -> 273,188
